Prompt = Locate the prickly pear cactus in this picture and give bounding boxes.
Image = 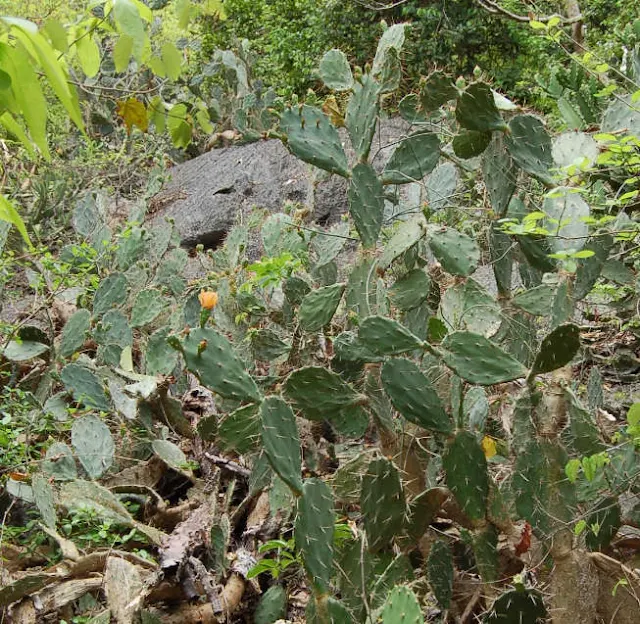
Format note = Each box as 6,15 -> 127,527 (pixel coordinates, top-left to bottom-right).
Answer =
443,431 -> 489,521
295,478 -> 335,593
427,540 -> 454,609
260,396 -> 303,495
380,586 -> 424,624
361,457 -> 406,552
173,327 -> 261,403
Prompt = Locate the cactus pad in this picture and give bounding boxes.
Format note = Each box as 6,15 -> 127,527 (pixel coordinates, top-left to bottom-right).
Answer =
349,163 -> 384,248
358,316 -> 424,355
177,327 -> 261,403
260,396 -> 303,496
280,104 -> 349,177
456,82 -> 507,133
380,586 -> 424,624
427,540 -> 454,609
505,115 -> 554,185
319,49 -> 353,91
361,457 -> 406,551
443,431 -> 489,521
530,323 -> 580,376
346,74 -> 380,161
381,358 -> 452,433
485,587 -> 547,623
284,366 -> 362,419
295,478 -> 335,593
381,131 -> 440,184
441,331 -> 527,385
427,226 -> 480,277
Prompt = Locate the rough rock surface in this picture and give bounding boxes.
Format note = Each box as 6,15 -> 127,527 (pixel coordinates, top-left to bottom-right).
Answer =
147,118 -> 411,249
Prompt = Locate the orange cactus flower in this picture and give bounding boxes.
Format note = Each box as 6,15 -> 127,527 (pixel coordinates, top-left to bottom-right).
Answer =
199,290 -> 218,310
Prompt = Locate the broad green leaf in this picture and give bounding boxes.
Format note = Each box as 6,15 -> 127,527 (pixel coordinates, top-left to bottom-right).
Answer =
0,194 -> 31,247
161,42 -> 182,80
0,42 -> 50,159
167,103 -> 191,147
113,0 -> 147,61
113,34 -> 134,73
176,0 -> 191,29
76,34 -> 101,78
43,19 -> 68,52
0,112 -> 36,159
12,28 -> 84,133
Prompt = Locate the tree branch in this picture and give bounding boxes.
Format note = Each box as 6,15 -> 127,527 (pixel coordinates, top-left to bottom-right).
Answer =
474,0 -> 583,24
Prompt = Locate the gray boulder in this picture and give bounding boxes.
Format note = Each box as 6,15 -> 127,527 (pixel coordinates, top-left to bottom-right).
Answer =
147,118 -> 412,248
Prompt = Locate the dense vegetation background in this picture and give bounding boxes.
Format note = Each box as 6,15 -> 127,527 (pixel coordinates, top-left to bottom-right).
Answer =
0,1 -> 639,623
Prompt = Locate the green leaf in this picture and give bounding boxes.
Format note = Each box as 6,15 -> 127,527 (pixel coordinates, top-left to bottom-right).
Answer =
43,19 -> 68,52
12,28 -> 84,133
0,194 -> 31,247
0,41 -> 50,159
0,112 -> 37,159
76,34 -> 100,77
113,34 -> 134,73
176,0 -> 191,28
113,0 -> 147,61
161,42 -> 182,80
167,103 -> 192,148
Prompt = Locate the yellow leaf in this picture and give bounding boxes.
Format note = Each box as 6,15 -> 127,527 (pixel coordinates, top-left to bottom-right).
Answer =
116,97 -> 148,133
481,436 -> 497,459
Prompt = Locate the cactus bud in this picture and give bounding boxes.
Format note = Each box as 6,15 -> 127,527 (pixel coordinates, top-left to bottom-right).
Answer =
455,75 -> 466,89
473,65 -> 482,78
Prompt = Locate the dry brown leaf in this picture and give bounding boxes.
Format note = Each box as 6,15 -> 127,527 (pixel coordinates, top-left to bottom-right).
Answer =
104,556 -> 144,624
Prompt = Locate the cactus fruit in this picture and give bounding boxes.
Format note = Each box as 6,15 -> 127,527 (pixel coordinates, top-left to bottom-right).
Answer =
512,284 -> 556,316
361,457 -> 406,551
530,323 -> 580,377
72,414 -> 115,479
456,82 -> 507,133
441,331 -> 527,385
379,214 -> 427,270
573,233 -> 613,301
255,585 -> 287,624
345,74 -> 380,161
381,131 -> 440,184
60,309 -> 91,358
358,316 -> 424,355
176,327 -> 261,403
427,540 -> 454,609
348,163 -> 384,248
284,366 -> 363,419
482,134 -> 517,217
420,70 -> 457,111
484,587 -> 547,623
319,49 -> 354,91
92,272 -> 128,316
452,130 -> 492,159
260,397 -> 303,495
505,115 -> 554,185
295,478 -> 335,593
381,358 -> 452,433
61,363 -> 111,411
380,586 -> 424,624
443,431 -> 489,521
280,105 -> 349,177
217,404 -> 261,454
389,269 -> 431,311
427,225 -> 480,277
